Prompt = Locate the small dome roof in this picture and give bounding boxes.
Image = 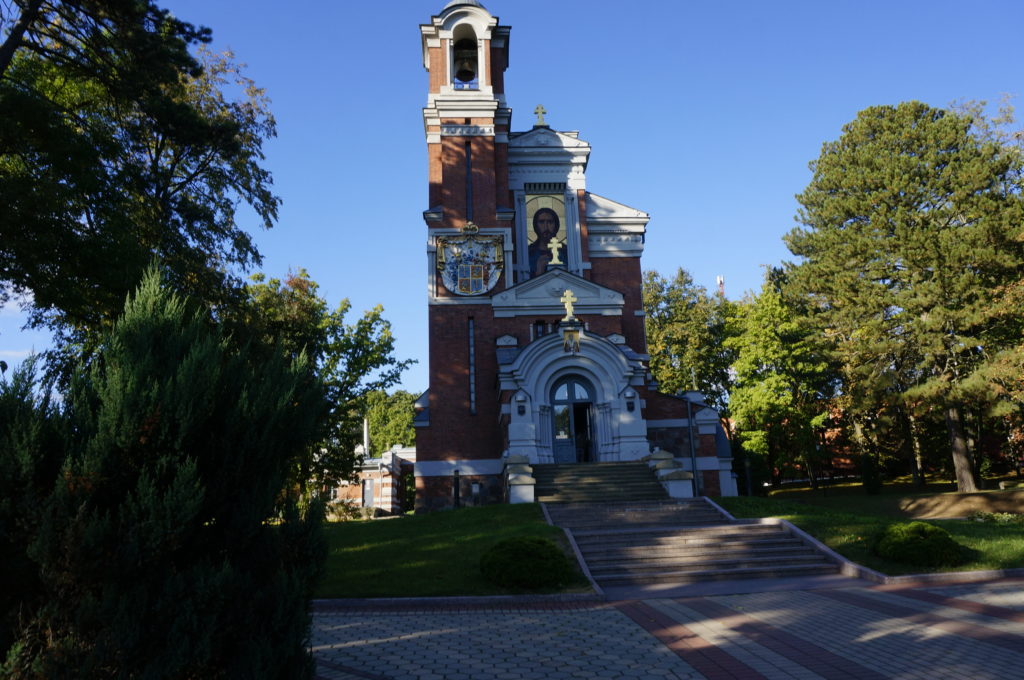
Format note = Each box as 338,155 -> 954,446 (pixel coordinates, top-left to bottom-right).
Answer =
442,0 -> 487,12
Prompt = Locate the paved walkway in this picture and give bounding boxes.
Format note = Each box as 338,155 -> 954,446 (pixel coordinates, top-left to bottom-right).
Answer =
312,578 -> 1024,680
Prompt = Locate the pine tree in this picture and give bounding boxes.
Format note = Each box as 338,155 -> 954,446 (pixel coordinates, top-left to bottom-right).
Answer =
787,102 -> 1024,492
1,270 -> 326,678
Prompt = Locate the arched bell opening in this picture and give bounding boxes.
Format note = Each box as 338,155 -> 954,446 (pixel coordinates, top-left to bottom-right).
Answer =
451,24 -> 479,90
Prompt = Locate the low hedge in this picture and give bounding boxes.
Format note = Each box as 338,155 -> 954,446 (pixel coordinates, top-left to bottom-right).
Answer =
479,536 -> 575,590
871,521 -> 965,567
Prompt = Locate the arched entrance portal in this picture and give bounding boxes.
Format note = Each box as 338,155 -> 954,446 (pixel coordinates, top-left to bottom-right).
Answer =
550,376 -> 595,463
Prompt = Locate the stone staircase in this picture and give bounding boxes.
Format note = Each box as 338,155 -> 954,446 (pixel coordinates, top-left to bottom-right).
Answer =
533,462 -> 668,504
546,500 -> 840,588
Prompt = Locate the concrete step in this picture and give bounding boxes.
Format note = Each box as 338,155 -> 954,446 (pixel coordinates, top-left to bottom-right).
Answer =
593,562 -> 840,586
582,542 -> 818,564
546,500 -> 840,587
558,519 -> 730,533
571,523 -> 784,543
538,493 -> 667,503
587,551 -> 830,575
533,462 -> 668,504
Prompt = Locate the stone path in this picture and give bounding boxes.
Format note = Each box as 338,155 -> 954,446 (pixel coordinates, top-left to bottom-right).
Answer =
312,578 -> 1024,680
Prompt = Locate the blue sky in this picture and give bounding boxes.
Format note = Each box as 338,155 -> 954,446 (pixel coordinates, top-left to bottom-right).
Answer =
2,0 -> 1022,392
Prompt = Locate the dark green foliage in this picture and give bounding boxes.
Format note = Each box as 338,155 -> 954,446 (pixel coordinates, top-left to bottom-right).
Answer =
224,270 -> 413,490
726,270 -> 836,488
787,101 -> 1024,493
642,268 -> 735,415
1,3 -> 278,355
872,522 -> 965,567
479,537 -> 575,590
859,453 -> 882,495
365,389 -> 417,455
1,270 -> 326,678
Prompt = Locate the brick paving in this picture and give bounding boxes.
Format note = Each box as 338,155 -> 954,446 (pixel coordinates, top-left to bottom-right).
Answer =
312,579 -> 1024,680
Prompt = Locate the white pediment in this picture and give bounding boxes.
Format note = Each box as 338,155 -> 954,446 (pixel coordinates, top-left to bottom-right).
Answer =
509,127 -> 591,150
491,268 -> 623,318
508,128 -> 592,191
586,192 -> 649,258
586,192 -> 649,223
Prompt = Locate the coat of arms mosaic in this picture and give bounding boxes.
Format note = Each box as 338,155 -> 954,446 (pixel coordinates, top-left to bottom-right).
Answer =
436,224 -> 503,295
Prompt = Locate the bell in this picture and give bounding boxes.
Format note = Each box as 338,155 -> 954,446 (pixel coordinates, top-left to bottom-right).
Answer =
453,39 -> 477,83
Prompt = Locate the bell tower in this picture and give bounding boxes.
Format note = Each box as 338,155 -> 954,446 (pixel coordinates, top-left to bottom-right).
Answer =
415,1 -> 514,510
412,2 -> 738,511
420,0 -> 511,227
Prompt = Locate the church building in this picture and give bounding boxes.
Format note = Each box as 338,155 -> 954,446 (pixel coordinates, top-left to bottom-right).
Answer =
413,1 -> 737,511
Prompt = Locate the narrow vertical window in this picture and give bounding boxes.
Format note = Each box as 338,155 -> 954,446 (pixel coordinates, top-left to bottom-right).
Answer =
468,317 -> 476,414
465,140 -> 473,222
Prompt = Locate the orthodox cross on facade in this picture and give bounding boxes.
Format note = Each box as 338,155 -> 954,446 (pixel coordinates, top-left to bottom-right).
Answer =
534,104 -> 547,126
560,288 -> 578,321
547,237 -> 563,265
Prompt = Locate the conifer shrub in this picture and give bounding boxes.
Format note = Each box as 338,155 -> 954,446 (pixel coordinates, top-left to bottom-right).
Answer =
871,521 -> 965,567
479,536 -> 575,590
0,270 -> 327,678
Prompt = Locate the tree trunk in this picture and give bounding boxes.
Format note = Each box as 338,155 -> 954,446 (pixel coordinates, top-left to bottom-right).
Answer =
945,404 -> 979,492
0,0 -> 44,80
906,412 -> 926,489
767,429 -> 781,488
803,452 -> 818,490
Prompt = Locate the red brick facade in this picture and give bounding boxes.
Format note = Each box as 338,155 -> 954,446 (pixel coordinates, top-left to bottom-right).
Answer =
414,4 -> 734,509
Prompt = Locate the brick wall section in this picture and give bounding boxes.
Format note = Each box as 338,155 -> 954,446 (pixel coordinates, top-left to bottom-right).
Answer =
428,142 -> 442,208
439,135 -> 467,227
494,130 -> 509,215
641,390 -> 689,420
470,135 -> 496,224
415,474 -> 503,512
489,44 -> 504,93
419,304 -> 502,462
701,470 -> 722,496
589,257 -> 646,352
428,44 -> 445,92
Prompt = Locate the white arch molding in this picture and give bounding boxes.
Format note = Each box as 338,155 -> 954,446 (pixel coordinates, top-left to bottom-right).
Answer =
501,332 -> 650,464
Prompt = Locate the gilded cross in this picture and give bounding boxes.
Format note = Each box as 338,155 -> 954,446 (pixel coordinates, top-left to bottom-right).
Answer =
560,289 -> 578,321
547,237 -> 563,265
534,104 -> 547,126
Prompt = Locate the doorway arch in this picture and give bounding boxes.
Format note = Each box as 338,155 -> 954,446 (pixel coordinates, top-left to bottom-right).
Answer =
550,375 -> 595,463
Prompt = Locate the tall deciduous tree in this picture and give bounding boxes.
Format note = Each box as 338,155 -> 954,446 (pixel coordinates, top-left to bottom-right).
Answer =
0,269 -> 325,678
642,268 -> 735,416
727,270 -> 835,487
1,2 -> 277,343
227,270 -> 414,491
787,101 -> 1024,492
365,389 -> 417,456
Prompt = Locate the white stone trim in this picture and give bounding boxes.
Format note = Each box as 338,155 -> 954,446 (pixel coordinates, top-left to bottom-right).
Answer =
508,128 -> 591,193
490,268 -> 623,318
501,332 -> 650,464
586,192 -> 648,258
415,459 -> 504,477
441,125 -> 495,136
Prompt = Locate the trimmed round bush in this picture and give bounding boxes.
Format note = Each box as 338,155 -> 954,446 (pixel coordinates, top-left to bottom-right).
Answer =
479,537 -> 575,590
872,521 -> 965,567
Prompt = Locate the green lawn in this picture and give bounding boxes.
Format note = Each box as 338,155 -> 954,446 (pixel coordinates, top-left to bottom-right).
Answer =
714,495 -> 1024,576
764,478 -> 1024,519
315,504 -> 590,598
